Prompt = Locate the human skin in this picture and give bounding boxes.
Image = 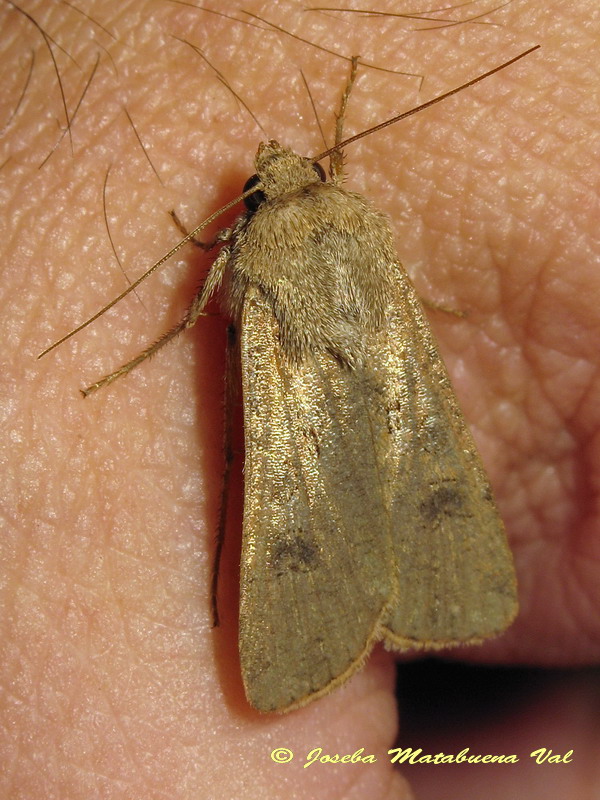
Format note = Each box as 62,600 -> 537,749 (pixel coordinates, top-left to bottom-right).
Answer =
1,1 -> 599,798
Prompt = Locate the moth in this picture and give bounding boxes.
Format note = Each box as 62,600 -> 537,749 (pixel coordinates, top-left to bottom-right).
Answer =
40,48 -> 539,712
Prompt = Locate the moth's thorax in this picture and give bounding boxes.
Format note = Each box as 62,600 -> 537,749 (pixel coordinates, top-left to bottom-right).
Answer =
226,149 -> 397,367
255,140 -> 321,199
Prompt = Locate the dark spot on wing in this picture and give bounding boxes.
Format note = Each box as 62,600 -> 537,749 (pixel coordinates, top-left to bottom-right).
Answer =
420,485 -> 465,523
271,534 -> 320,576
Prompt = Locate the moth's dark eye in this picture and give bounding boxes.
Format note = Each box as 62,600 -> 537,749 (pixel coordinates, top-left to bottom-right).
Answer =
243,174 -> 265,212
313,162 -> 326,181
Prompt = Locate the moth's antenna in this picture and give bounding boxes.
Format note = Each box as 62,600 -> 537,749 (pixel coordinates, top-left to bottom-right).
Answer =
39,45 -> 539,359
38,186 -> 260,358
311,45 -> 540,163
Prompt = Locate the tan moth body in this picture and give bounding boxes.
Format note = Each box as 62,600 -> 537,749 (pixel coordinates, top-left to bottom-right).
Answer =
233,142 -> 516,712
39,51 -> 539,714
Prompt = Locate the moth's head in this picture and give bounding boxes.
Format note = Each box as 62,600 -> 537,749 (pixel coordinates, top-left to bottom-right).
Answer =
243,140 -> 326,212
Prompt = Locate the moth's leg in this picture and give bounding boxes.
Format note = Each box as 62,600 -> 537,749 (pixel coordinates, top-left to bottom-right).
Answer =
211,323 -> 238,627
169,209 -> 233,251
82,246 -> 231,397
330,55 -> 360,184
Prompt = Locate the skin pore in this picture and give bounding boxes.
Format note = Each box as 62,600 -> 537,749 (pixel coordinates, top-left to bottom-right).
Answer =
2,1 -> 599,798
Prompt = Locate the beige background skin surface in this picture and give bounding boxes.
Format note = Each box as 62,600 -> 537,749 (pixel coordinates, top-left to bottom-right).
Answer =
1,0 -> 599,798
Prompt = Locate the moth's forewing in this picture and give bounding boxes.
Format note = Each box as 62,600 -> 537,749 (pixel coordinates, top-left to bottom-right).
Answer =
238,287 -> 394,712
376,262 -> 518,647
